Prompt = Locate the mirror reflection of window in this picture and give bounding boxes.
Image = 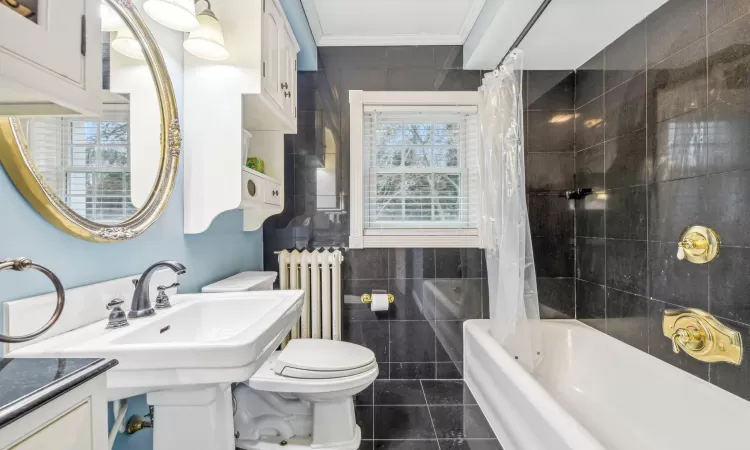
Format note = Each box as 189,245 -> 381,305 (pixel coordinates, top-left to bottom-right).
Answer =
1,0 -> 38,23
22,101 -> 136,224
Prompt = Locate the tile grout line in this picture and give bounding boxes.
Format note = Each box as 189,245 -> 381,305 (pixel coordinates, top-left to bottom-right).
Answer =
705,0 -> 713,385
602,47 -> 608,332
420,379 -> 441,448
644,10 -> 651,355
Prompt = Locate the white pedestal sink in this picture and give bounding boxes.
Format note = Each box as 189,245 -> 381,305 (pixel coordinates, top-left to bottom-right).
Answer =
5,285 -> 304,450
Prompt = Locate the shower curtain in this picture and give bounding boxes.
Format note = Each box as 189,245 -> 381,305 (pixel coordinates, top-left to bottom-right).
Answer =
478,50 -> 542,372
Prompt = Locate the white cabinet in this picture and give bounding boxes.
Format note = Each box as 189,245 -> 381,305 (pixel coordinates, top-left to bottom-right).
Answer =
259,0 -> 297,125
0,374 -> 108,450
247,0 -> 299,130
184,0 -> 298,234
261,0 -> 283,110
281,27 -> 298,123
0,0 -> 101,116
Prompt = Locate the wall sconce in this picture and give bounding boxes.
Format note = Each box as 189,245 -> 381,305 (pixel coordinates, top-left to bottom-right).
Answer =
183,0 -> 229,61
112,25 -> 145,60
101,1 -> 124,32
143,0 -> 199,32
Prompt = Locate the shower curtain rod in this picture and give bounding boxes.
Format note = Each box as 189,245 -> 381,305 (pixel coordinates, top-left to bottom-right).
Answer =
495,0 -> 553,69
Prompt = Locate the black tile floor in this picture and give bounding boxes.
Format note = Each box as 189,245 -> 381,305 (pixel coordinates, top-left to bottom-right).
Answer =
355,380 -> 503,450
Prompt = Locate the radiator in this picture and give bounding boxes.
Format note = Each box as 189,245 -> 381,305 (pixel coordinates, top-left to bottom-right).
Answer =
277,249 -> 344,340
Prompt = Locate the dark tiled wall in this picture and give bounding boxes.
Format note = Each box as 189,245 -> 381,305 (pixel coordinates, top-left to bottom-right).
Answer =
524,71 -> 577,319
262,46 -> 489,381
574,0 -> 750,401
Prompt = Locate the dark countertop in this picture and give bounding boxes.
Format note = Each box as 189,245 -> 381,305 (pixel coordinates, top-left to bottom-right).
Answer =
0,358 -> 118,428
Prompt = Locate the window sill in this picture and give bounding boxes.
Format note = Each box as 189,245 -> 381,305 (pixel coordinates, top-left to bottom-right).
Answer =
350,231 -> 480,249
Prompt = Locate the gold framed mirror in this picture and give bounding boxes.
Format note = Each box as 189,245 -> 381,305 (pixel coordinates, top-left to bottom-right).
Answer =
0,0 -> 180,242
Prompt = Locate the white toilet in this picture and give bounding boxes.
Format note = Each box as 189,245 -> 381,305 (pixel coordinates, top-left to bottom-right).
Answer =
202,272 -> 379,450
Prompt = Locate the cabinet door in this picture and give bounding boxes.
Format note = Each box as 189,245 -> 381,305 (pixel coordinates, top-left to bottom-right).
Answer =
291,55 -> 298,125
11,402 -> 93,450
281,28 -> 297,120
0,0 -> 85,84
261,0 -> 283,108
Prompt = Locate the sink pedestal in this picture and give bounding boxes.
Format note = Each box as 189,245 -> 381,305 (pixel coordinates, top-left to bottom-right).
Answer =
148,384 -> 234,450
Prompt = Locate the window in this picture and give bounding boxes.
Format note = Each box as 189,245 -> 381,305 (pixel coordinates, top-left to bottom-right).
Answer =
24,105 -> 136,224
350,91 -> 481,248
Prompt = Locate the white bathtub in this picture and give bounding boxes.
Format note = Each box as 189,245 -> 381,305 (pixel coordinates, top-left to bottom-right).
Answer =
464,319 -> 750,450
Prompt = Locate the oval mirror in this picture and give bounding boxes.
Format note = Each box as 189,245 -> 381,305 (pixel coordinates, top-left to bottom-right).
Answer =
0,0 -> 180,242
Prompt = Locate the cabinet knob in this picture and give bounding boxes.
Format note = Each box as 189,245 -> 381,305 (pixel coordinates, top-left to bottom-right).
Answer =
281,82 -> 289,89
284,91 -> 291,98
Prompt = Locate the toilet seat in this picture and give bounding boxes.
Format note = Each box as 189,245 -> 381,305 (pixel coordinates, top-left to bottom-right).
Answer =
274,339 -> 376,379
247,340 -> 378,394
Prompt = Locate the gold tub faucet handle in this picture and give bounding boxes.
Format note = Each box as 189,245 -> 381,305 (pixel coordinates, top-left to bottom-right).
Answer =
671,328 -> 701,354
675,226 -> 720,264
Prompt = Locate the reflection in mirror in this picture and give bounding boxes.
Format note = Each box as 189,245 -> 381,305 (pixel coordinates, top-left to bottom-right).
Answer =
0,0 -> 38,23
21,96 -> 134,224
11,25 -> 161,225
0,0 -> 180,242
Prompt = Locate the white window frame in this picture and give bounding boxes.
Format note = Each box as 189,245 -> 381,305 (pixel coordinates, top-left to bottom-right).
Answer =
349,90 -> 482,249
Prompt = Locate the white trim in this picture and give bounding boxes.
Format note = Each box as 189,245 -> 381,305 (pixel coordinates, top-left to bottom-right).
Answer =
316,35 -> 465,47
363,235 -> 480,248
349,90 -> 365,249
349,90 -> 481,249
301,0 -> 485,48
365,228 -> 478,237
364,105 -> 478,114
361,91 -> 482,106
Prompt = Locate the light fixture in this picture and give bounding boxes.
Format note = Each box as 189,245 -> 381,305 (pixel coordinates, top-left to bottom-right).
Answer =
112,25 -> 146,60
101,1 -> 124,32
183,1 -> 228,61
143,0 -> 199,32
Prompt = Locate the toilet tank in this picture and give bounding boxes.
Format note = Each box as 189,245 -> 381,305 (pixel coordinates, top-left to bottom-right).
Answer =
202,271 -> 278,293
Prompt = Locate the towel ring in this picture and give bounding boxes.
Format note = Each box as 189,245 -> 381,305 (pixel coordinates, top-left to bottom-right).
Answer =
0,258 -> 65,343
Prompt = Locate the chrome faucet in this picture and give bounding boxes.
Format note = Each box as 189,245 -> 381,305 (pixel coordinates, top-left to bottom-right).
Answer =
128,261 -> 186,319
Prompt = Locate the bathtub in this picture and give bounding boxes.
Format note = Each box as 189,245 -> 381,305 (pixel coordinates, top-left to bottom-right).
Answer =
464,319 -> 750,450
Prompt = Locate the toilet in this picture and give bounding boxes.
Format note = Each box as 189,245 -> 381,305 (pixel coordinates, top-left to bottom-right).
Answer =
202,272 -> 378,450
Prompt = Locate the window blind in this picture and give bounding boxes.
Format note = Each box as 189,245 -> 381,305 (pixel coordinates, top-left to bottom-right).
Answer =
363,107 -> 480,230
23,105 -> 136,224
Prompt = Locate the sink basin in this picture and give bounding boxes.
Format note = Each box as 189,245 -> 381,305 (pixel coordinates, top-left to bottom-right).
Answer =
8,290 -> 304,400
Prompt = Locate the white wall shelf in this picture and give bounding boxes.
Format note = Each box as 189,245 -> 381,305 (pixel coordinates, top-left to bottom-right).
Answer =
184,0 -> 299,234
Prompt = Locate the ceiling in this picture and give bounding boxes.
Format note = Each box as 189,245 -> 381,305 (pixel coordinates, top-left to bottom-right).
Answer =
301,0 -> 486,46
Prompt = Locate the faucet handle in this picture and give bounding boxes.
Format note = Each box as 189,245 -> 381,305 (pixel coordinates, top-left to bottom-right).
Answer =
105,298 -> 129,329
155,283 -> 179,310
157,282 -> 180,292
107,298 -> 125,310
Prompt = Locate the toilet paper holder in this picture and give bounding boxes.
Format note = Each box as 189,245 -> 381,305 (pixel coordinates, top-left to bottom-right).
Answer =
361,291 -> 395,305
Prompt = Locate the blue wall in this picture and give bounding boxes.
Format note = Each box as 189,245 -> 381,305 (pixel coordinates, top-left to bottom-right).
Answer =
0,162 -> 263,303
280,0 -> 317,71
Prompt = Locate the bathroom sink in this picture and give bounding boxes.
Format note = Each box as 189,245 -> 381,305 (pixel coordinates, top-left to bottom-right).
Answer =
7,290 -> 304,400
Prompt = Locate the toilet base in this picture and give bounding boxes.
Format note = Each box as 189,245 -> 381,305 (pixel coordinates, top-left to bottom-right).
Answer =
237,426 -> 362,450
233,384 -> 362,450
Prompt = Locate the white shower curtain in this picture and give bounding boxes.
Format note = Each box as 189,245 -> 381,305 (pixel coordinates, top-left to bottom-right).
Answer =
479,50 -> 542,372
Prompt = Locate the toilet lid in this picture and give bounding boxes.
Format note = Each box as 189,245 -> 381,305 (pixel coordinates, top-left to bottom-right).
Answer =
274,340 -> 376,379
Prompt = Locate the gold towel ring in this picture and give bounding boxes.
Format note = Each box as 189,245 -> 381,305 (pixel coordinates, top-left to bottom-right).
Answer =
0,258 -> 65,343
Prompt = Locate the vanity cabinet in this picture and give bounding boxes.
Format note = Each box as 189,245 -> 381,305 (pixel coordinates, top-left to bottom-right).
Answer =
0,0 -> 101,116
184,0 -> 298,234
0,375 -> 107,450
